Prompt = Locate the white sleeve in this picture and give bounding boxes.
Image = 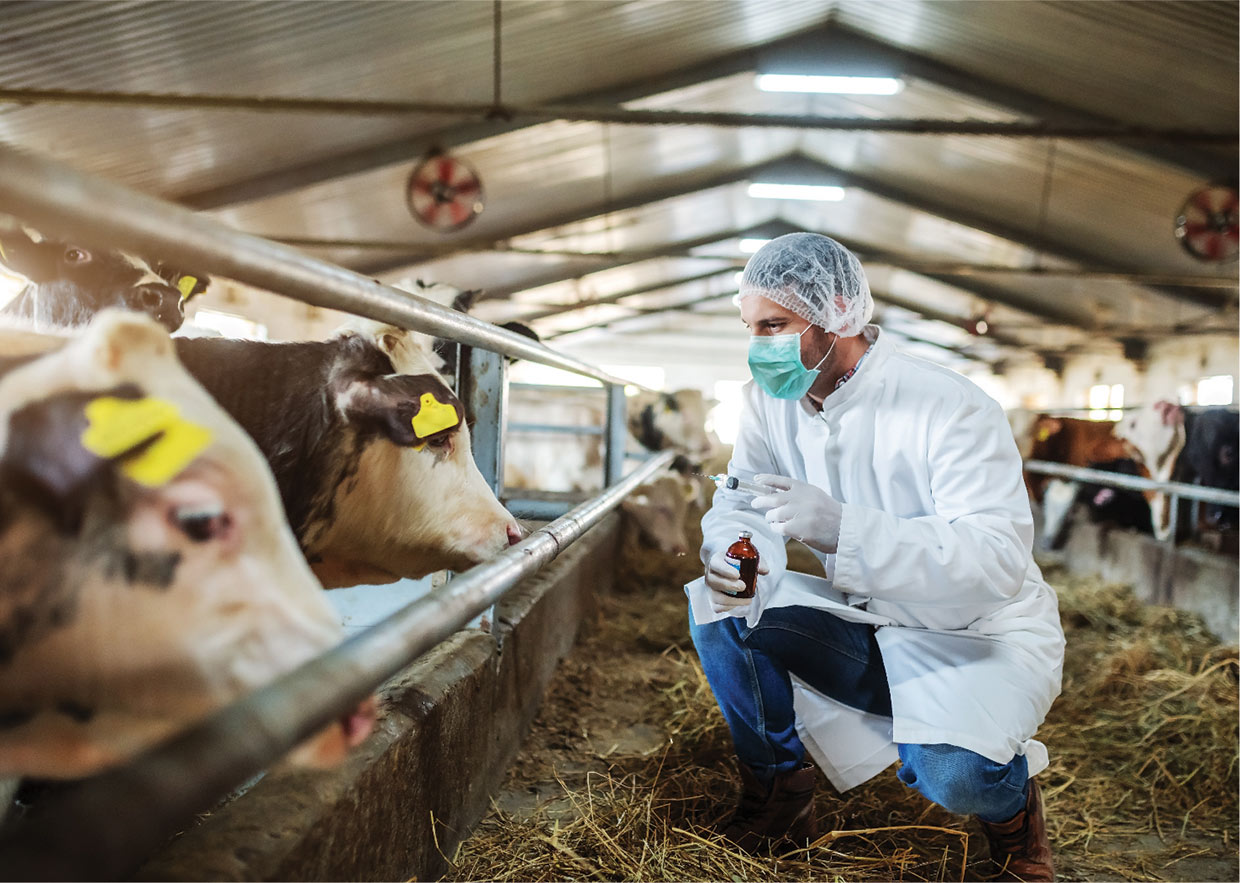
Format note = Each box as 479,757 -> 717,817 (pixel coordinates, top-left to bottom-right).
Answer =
699,384 -> 788,583
832,395 -> 1033,606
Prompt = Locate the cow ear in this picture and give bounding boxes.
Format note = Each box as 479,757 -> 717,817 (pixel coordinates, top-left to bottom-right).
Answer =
0,227 -> 50,280
334,376 -> 420,447
0,393 -> 116,534
450,288 -> 482,313
334,374 -> 462,448
175,273 -> 210,304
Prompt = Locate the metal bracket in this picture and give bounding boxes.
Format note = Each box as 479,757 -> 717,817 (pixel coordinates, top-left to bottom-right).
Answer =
604,383 -> 627,487
459,343 -> 508,635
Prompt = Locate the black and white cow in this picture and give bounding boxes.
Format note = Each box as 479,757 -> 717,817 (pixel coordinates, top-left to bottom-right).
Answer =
0,224 -> 208,333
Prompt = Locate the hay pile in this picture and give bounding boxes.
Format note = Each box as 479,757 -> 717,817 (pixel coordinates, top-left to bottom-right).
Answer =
442,564 -> 1237,882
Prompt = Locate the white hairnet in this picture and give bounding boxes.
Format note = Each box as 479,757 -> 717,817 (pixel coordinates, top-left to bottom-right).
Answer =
736,233 -> 874,337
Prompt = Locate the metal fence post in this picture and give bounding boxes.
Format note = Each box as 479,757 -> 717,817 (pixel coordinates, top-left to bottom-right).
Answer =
604,382 -> 628,487
458,345 -> 508,632
1159,492 -> 1181,604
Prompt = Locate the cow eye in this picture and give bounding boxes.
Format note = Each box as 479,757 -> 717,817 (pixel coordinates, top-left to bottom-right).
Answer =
425,434 -> 453,451
171,503 -> 232,542
63,247 -> 92,264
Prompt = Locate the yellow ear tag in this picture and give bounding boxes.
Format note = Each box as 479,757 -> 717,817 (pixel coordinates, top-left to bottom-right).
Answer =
410,392 -> 459,441
176,276 -> 199,303
81,396 -> 212,487
1036,427 -> 1052,442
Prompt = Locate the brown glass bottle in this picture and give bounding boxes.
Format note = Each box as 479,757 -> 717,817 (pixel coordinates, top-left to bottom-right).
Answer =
724,531 -> 760,599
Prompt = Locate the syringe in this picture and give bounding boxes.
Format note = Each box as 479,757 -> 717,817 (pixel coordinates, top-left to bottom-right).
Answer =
708,473 -> 775,496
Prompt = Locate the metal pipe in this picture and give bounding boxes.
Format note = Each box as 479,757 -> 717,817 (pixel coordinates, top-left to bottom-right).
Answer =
509,382 -> 605,394
276,236 -> 1237,291
1,88 -> 1235,141
0,449 -> 678,881
0,144 -> 642,390
1023,460 -> 1240,507
508,422 -> 605,436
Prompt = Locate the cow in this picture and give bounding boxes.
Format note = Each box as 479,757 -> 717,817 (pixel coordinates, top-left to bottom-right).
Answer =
171,318 -> 523,588
0,223 -> 208,334
620,473 -> 702,559
505,387 -> 719,494
1015,414 -> 1150,548
1117,402 -> 1239,537
0,311 -> 375,796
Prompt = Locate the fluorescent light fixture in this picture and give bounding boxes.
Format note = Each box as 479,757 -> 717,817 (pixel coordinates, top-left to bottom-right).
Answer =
738,238 -> 770,254
756,74 -> 904,95
747,182 -> 845,201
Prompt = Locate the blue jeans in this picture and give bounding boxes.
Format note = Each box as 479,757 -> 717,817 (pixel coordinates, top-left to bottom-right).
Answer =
689,604 -> 1029,823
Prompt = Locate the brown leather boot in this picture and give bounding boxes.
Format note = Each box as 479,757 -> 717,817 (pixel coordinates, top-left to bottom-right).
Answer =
978,778 -> 1055,881
718,761 -> 818,853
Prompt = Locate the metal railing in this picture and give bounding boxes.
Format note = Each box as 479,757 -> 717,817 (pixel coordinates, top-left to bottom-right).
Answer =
0,451 -> 676,881
1023,460 -> 1240,509
0,143 -> 641,390
1023,459 -> 1239,598
0,142 -> 675,877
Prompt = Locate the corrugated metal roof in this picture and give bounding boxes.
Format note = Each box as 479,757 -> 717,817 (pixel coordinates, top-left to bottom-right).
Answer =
0,0 -> 1234,364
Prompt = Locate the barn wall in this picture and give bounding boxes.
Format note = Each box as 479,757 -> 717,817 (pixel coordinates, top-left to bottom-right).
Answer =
994,334 -> 1238,411
138,513 -> 622,882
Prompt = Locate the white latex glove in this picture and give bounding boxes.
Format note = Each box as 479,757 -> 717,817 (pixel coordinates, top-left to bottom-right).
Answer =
750,474 -> 843,554
704,548 -> 770,614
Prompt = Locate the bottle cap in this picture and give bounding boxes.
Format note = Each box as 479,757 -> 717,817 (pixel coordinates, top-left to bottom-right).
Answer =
738,531 -> 752,539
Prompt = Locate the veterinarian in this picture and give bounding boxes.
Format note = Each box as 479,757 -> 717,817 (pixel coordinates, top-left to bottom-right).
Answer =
688,232 -> 1064,881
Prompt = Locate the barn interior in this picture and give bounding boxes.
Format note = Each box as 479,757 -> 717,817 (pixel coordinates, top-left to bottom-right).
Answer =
0,2 -> 1237,881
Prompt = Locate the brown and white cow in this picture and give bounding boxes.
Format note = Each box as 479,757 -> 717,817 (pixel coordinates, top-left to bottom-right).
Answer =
0,312 -> 375,788
1117,402 -> 1239,538
1016,414 -> 1151,549
172,318 -> 522,587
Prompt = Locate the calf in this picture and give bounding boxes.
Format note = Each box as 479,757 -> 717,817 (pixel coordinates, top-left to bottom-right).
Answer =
620,473 -> 701,559
0,223 -> 207,333
0,312 -> 374,785
172,318 -> 521,587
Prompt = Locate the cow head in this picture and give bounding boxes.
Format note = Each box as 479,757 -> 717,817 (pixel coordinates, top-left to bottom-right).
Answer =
304,318 -> 521,586
1115,401 -> 1186,479
0,226 -> 208,333
0,312 -> 374,779
620,474 -> 700,558
627,389 -> 717,463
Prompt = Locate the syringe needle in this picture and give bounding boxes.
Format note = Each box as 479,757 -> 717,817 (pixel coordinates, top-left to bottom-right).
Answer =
708,474 -> 774,496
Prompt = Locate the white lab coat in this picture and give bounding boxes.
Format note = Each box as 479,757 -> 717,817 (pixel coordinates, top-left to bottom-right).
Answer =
688,326 -> 1065,793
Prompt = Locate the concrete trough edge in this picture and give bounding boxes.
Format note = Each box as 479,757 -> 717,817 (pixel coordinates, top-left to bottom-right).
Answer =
1039,521 -> 1238,641
137,512 -> 621,882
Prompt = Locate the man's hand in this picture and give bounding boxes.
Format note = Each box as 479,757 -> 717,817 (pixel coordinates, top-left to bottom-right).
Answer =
704,548 -> 769,614
750,474 -> 843,554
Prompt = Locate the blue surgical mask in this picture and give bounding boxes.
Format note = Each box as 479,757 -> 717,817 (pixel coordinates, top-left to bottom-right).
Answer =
747,324 -> 835,400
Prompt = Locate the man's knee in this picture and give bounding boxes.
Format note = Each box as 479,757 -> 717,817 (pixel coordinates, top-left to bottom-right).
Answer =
897,743 -> 1027,817
688,607 -> 743,660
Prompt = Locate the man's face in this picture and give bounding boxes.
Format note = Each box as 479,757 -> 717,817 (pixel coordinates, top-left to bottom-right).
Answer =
740,295 -> 837,374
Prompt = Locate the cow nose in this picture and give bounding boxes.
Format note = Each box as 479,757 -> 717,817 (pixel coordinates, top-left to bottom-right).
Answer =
130,284 -> 183,331
135,283 -> 175,309
506,523 -> 524,546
